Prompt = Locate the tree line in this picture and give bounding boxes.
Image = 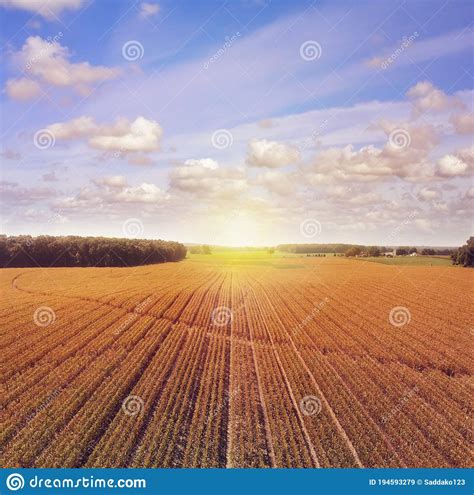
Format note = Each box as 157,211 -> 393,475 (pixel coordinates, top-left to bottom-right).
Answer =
278,243 -> 369,254
451,237 -> 473,267
277,243 -> 456,258
0,235 -> 187,268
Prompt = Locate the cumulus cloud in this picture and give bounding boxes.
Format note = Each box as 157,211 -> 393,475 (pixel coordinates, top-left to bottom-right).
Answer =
47,116 -> 98,139
57,178 -> 167,211
94,176 -> 128,188
417,187 -> 440,201
246,139 -> 300,168
89,117 -> 162,152
306,120 -> 439,184
115,183 -> 167,203
436,147 -> 473,177
46,116 -> 163,153
5,77 -> 41,100
184,158 -> 218,170
139,2 -> 160,18
255,170 -> 296,196
0,0 -> 85,19
170,159 -> 247,199
10,36 -> 119,96
450,112 -> 474,134
406,81 -> 464,117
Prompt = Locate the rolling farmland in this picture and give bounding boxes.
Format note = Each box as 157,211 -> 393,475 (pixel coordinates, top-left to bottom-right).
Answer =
1,254 -> 473,468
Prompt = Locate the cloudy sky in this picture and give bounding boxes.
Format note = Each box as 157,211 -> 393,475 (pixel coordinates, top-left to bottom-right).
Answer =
0,0 -> 473,246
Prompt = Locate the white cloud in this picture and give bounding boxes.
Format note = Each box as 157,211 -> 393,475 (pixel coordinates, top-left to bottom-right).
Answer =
406,81 -> 464,117
418,187 -> 440,201
414,218 -> 435,233
170,159 -> 247,199
433,201 -> 448,212
436,147 -> 473,177
89,117 -> 163,152
12,36 -> 119,95
450,112 -> 474,134
47,116 -> 98,139
255,170 -> 296,196
5,77 -> 41,100
46,116 -> 163,153
306,119 -> 439,184
139,2 -> 160,18
184,158 -> 218,170
94,176 -> 128,188
115,183 -> 166,203
246,139 -> 300,168
0,0 -> 85,19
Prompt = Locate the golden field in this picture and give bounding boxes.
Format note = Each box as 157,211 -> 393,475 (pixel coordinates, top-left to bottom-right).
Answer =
1,253 -> 472,468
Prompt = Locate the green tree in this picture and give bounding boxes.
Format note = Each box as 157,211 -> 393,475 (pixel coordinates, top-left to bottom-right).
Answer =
201,245 -> 212,255
368,246 -> 381,257
451,237 -> 474,267
345,246 -> 361,257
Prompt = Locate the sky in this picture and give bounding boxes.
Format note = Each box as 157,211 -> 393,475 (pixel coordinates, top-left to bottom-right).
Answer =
0,0 -> 473,247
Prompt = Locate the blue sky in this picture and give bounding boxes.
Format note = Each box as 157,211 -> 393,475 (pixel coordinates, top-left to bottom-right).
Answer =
1,0 -> 473,246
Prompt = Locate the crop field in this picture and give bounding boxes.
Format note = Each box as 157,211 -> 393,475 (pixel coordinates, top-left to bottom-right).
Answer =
1,254 -> 472,468
355,256 -> 453,267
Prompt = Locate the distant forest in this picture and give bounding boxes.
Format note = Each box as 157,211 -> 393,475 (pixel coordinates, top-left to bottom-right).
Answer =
0,235 -> 187,268
277,243 -> 454,256
278,243 -> 366,254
